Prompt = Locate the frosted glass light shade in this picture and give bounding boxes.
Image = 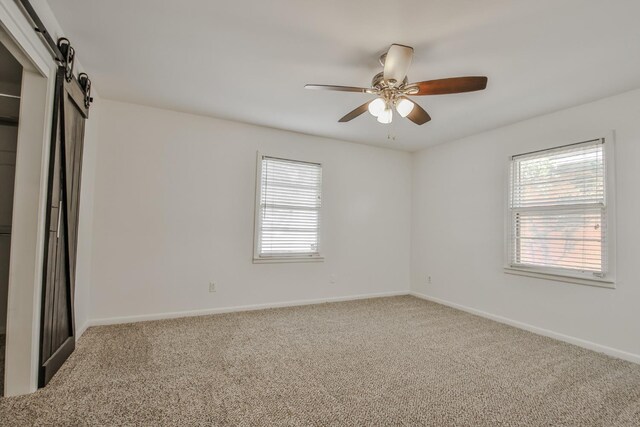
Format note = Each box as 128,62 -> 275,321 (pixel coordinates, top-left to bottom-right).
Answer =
396,98 -> 415,117
368,98 -> 386,117
377,107 -> 393,124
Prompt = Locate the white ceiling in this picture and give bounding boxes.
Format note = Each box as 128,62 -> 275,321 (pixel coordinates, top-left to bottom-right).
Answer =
48,0 -> 640,151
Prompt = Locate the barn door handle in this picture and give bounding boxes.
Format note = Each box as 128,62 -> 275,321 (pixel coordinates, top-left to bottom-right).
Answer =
56,205 -> 62,239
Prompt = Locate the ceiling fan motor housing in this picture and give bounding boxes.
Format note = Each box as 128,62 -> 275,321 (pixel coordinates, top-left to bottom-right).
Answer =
371,72 -> 408,90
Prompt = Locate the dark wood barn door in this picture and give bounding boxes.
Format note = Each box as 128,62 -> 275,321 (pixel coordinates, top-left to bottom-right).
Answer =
39,68 -> 89,387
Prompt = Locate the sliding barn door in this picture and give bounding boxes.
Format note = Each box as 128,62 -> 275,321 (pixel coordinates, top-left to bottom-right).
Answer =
39,68 -> 89,387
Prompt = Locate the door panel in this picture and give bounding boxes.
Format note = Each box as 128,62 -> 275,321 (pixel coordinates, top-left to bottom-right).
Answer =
63,86 -> 86,284
39,68 -> 89,387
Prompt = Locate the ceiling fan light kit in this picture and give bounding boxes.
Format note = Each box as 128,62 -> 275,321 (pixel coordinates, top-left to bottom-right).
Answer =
305,44 -> 488,126
368,97 -> 386,117
395,97 -> 415,117
367,94 -> 414,124
376,106 -> 393,124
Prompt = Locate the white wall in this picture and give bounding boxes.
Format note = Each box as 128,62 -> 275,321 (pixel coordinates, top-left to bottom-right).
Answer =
411,88 -> 640,359
89,100 -> 411,322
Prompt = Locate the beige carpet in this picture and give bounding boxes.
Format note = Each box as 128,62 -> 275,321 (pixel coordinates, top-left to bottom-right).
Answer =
1,296 -> 639,426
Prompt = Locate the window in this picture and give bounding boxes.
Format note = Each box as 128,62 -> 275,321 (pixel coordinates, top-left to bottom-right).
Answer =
254,154 -> 323,262
506,138 -> 614,285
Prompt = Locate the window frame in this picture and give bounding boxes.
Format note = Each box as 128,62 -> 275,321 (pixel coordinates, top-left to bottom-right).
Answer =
253,152 -> 324,264
503,134 -> 616,288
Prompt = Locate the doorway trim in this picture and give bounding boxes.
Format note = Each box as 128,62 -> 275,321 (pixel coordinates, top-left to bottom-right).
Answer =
0,0 -> 57,396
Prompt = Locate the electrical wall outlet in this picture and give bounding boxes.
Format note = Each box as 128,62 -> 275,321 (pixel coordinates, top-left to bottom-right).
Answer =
209,282 -> 216,293
427,275 -> 432,284
329,274 -> 336,284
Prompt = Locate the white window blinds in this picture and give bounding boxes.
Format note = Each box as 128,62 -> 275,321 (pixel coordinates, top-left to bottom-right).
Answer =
508,139 -> 606,277
255,155 -> 322,259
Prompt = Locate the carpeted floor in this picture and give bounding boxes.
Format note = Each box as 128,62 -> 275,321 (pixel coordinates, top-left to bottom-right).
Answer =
1,296 -> 639,426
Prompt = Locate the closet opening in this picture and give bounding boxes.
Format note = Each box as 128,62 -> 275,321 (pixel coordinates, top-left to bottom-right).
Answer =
0,40 -> 23,396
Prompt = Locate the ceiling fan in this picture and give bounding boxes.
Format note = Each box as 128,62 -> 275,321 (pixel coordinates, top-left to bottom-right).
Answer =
305,44 -> 488,125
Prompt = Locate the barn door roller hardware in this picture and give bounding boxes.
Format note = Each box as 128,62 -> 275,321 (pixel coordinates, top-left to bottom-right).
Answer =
17,0 -> 93,109
57,38 -> 74,82
78,73 -> 93,108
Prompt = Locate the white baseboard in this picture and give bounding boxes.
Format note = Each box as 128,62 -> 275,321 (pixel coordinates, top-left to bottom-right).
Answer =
410,291 -> 640,365
86,291 -> 409,329
76,321 -> 89,339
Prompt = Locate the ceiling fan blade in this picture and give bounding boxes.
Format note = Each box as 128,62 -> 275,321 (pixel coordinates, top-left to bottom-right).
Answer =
383,44 -> 413,86
305,84 -> 370,93
410,76 -> 488,95
338,101 -> 371,122
406,101 -> 431,125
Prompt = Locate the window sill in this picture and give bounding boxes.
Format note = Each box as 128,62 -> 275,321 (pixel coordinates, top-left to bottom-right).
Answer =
253,256 -> 324,264
504,267 -> 615,289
